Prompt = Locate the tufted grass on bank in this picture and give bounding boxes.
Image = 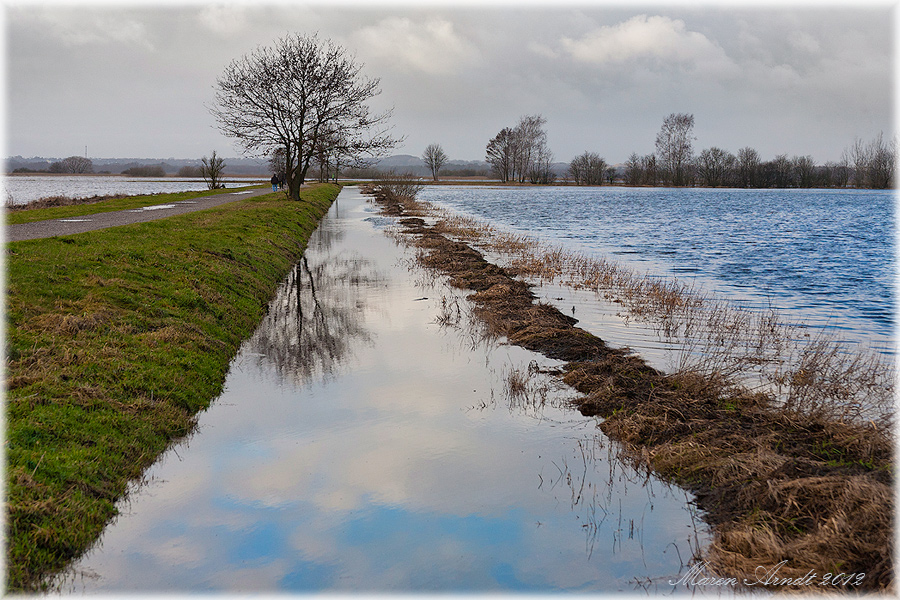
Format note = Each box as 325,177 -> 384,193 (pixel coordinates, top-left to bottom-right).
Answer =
5,183 -> 340,591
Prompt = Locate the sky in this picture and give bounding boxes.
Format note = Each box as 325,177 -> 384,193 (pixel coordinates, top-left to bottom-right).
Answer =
4,1 -> 896,165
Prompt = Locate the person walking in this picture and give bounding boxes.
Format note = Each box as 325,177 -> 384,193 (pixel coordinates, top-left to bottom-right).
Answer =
271,173 -> 279,192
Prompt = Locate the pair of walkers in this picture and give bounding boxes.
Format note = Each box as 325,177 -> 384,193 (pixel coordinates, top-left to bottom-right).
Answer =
270,173 -> 285,192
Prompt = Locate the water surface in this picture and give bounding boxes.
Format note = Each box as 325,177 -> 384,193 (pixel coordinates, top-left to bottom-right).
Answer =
421,185 -> 895,358
4,175 -> 262,205
58,188 -> 710,594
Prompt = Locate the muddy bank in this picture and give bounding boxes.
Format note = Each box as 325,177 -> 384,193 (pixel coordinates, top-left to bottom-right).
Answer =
364,184 -> 894,592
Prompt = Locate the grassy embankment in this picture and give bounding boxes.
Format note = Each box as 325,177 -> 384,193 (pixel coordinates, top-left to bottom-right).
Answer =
5,183 -> 340,591
367,182 -> 894,592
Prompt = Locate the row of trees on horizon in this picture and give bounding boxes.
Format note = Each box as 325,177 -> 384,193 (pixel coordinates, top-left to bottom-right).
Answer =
467,112 -> 894,189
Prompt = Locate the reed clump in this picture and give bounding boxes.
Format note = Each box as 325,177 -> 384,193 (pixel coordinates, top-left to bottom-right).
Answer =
365,183 -> 894,592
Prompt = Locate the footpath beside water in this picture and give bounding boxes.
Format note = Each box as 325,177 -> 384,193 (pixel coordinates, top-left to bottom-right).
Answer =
54,186 -> 710,593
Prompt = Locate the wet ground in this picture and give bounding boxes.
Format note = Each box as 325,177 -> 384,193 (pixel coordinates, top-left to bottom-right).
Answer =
56,187 -> 713,594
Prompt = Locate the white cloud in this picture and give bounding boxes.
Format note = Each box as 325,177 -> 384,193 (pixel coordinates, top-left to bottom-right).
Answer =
560,14 -> 734,74
196,4 -> 249,37
788,30 -> 821,54
350,16 -> 477,75
22,8 -> 155,51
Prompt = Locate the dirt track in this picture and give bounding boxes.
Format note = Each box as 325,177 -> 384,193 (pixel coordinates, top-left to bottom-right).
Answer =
6,187 -> 274,242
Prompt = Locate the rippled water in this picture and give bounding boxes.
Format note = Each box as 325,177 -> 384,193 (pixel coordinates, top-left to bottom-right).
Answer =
4,175 -> 262,204
56,188 -> 712,594
421,186 -> 895,356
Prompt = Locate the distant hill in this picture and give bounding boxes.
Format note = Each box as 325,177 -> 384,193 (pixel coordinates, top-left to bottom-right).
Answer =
4,156 -> 269,176
371,155 -> 492,177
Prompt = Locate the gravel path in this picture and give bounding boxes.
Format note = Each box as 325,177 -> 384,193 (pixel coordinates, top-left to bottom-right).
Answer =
6,187 -> 277,242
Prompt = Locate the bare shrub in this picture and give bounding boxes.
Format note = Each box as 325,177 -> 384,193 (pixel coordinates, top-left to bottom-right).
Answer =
375,170 -> 424,201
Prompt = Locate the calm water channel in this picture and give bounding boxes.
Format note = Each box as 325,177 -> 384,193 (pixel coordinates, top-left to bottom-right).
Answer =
57,187 -> 712,594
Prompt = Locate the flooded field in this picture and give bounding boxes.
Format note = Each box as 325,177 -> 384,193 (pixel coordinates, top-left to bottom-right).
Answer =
422,185 -> 895,358
56,187 -> 713,594
4,174 -> 263,205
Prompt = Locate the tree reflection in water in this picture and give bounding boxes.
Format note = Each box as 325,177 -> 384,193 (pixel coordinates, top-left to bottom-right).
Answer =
243,253 -> 380,386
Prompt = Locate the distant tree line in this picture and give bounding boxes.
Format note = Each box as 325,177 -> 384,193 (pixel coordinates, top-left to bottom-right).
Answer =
472,111 -> 895,189
579,114 -> 894,189
121,165 -> 166,177
621,136 -> 893,189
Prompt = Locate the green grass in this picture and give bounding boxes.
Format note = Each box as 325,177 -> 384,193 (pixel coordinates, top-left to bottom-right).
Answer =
6,184 -> 265,225
5,183 -> 340,591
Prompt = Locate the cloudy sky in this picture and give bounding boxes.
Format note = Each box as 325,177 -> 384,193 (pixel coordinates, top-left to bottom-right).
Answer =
5,1 -> 895,164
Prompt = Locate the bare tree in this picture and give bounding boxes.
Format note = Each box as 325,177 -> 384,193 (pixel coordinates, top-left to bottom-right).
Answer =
791,155 -> 817,188
49,156 -> 93,174
312,126 -> 344,183
486,127 -> 516,182
269,147 -> 286,180
623,153 -> 643,186
422,144 -> 448,181
846,138 -> 870,188
863,132 -> 895,189
528,145 -> 556,184
697,147 -> 736,187
736,147 -> 761,188
640,153 -> 659,186
765,154 -> 794,188
211,33 -> 400,201
486,114 -> 551,183
655,113 -> 695,186
200,151 -> 226,190
568,151 -> 607,185
604,166 -> 618,184
513,114 -> 548,183
821,160 -> 850,188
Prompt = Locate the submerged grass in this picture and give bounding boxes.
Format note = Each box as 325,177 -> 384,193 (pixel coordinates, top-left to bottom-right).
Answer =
365,182 -> 894,592
5,183 -> 340,591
